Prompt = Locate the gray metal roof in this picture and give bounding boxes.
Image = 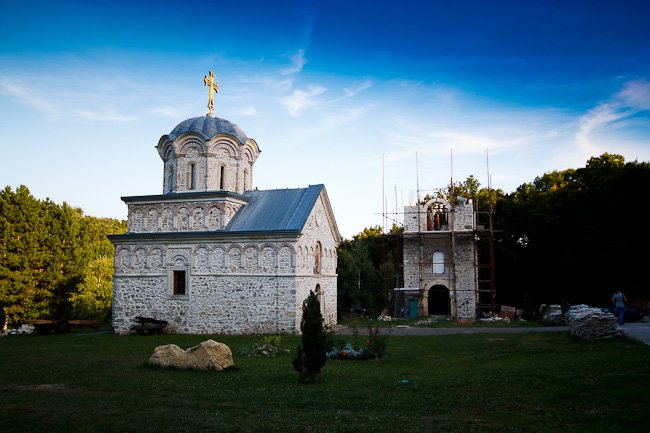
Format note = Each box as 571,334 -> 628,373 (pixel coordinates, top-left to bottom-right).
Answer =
168,115 -> 249,143
226,185 -> 324,233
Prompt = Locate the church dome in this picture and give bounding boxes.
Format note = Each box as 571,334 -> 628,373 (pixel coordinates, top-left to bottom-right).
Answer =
168,115 -> 249,143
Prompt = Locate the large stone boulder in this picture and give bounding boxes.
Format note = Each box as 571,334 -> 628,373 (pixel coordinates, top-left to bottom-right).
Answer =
149,344 -> 187,368
149,339 -> 234,371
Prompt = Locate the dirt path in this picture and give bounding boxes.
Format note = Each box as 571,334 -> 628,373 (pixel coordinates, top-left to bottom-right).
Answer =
334,325 -> 569,336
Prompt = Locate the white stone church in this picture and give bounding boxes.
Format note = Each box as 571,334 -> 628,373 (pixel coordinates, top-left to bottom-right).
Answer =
109,101 -> 340,334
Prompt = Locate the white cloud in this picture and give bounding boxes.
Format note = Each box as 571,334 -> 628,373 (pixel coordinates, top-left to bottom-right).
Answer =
282,49 -> 307,76
343,80 -> 373,98
617,79 -> 650,109
280,85 -> 326,116
575,79 -> 650,155
1,77 -> 59,114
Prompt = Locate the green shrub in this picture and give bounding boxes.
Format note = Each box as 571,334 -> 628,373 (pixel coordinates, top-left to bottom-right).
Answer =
364,323 -> 389,359
292,291 -> 327,383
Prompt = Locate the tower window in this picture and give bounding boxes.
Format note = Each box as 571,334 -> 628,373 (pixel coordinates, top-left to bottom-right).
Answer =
167,166 -> 174,192
433,251 -> 445,274
219,165 -> 225,190
188,163 -> 196,190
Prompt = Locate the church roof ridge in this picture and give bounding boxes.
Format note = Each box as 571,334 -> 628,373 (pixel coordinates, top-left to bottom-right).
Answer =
226,185 -> 325,233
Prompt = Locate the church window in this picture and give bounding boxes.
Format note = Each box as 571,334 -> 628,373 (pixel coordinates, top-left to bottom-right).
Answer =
314,242 -> 322,274
433,251 -> 445,274
188,163 -> 196,190
173,270 -> 186,295
219,165 -> 226,190
167,166 -> 174,192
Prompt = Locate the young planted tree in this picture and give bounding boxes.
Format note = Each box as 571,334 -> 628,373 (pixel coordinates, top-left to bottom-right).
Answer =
293,291 -> 327,383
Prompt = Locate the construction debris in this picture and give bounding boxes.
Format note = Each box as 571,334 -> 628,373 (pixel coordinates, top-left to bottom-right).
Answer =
480,312 -> 511,323
540,304 -> 565,325
565,304 -> 619,341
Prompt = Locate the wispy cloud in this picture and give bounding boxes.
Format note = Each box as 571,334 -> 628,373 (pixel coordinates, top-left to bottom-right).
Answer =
280,85 -> 326,116
1,77 -> 59,115
575,79 -> 650,154
282,49 -> 307,76
343,80 -> 373,98
617,79 -> 650,109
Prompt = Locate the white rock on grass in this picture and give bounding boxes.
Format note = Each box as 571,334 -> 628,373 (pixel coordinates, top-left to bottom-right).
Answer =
149,339 -> 234,370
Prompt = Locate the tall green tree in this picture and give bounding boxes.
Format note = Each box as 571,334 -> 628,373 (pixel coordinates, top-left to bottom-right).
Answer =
0,186 -> 52,323
496,153 -> 650,308
336,225 -> 398,317
0,185 -> 126,325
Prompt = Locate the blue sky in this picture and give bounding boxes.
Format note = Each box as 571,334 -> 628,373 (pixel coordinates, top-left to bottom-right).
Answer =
1,0 -> 649,238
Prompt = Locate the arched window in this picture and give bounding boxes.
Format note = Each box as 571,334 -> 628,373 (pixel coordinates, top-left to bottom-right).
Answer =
167,166 -> 174,192
314,242 -> 322,274
219,165 -> 226,190
188,163 -> 196,190
433,251 -> 445,274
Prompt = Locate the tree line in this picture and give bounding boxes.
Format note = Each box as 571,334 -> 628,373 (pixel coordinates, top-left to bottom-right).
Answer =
336,153 -> 650,318
2,153 -> 647,326
0,185 -> 126,326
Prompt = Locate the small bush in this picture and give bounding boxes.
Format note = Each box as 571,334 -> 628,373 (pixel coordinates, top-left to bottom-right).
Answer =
326,321 -> 389,360
293,291 -> 327,383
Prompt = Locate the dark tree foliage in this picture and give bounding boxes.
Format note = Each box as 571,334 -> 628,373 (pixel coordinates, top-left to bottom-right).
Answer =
293,291 -> 327,383
496,153 -> 650,309
0,185 -> 127,325
336,226 -> 400,318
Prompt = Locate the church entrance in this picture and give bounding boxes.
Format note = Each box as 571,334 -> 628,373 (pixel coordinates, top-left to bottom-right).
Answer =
428,285 -> 450,315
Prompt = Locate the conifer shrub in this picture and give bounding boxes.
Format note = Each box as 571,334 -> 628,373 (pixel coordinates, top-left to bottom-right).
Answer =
293,291 -> 327,383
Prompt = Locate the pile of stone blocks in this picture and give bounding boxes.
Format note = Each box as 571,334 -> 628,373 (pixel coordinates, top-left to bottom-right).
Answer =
540,304 -> 565,325
565,304 -> 619,341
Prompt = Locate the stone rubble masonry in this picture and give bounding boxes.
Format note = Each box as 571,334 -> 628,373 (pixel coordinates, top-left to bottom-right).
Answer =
158,133 -> 260,195
127,199 -> 245,233
112,195 -> 338,335
401,198 -> 477,321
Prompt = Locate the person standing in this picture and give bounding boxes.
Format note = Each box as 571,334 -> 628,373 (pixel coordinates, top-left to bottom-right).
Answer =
611,289 -> 628,326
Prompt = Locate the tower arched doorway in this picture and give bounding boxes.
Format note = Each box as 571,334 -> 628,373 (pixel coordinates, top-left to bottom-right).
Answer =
428,285 -> 450,315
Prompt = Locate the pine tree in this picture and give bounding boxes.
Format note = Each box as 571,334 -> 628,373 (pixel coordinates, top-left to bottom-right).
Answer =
293,291 -> 327,383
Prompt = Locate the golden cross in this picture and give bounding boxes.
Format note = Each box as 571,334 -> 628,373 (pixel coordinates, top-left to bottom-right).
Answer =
203,70 -> 219,116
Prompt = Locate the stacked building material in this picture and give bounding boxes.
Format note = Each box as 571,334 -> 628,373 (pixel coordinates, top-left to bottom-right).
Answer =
540,304 -> 565,325
566,304 -> 619,340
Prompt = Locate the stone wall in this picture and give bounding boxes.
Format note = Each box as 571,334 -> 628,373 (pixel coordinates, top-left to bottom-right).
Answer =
113,195 -> 339,334
292,196 -> 339,327
113,274 -> 298,334
127,200 -> 243,233
402,232 -> 476,320
159,135 -> 259,195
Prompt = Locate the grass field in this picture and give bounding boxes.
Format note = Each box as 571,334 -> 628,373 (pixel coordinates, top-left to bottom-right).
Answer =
1,329 -> 648,433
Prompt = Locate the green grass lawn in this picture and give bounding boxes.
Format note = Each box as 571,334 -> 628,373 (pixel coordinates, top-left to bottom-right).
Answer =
1,330 -> 648,433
